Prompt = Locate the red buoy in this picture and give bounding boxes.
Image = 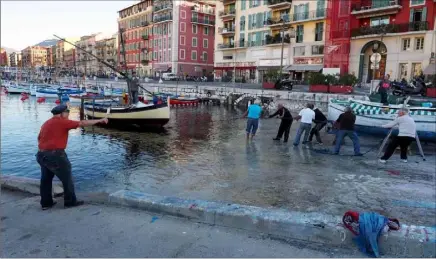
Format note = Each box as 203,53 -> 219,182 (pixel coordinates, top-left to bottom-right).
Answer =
20,96 -> 29,101
37,97 -> 46,103
55,99 -> 61,104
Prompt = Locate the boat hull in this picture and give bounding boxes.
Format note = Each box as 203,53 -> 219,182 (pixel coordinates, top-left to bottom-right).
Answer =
169,98 -> 199,105
84,102 -> 170,128
328,100 -> 436,141
69,95 -> 119,103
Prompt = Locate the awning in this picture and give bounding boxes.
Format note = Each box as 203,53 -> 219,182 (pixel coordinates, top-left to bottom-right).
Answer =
257,66 -> 280,71
214,66 -> 256,70
284,64 -> 323,72
423,63 -> 435,75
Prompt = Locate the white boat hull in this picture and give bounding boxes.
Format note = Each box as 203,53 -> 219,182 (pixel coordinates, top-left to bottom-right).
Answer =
69,95 -> 119,103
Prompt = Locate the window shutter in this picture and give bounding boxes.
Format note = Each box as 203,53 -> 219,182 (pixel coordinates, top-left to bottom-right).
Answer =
248,33 -> 252,46
241,0 -> 246,10
422,7 -> 427,23
305,3 -> 309,19
257,13 -> 262,28
256,32 -> 261,46
248,15 -> 252,30
409,9 -> 414,23
249,0 -> 252,8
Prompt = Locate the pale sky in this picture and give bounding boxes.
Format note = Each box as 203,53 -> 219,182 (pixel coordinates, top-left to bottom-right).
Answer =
1,1 -> 136,51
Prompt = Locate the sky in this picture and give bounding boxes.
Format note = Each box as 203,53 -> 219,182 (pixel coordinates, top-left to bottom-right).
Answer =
1,0 -> 136,51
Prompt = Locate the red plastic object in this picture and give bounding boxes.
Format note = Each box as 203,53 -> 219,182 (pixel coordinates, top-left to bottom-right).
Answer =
426,88 -> 436,98
262,82 -> 276,89
309,85 -> 329,93
37,97 -> 46,103
55,99 -> 61,104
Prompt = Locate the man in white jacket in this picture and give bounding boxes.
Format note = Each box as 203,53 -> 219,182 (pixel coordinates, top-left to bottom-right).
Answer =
379,108 -> 416,163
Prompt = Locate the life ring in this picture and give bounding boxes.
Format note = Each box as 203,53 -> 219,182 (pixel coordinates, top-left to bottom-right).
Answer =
207,91 -> 211,97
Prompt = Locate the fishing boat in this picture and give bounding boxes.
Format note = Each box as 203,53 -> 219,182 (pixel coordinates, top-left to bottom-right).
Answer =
84,96 -> 170,128
103,87 -> 125,97
367,93 -> 436,107
327,99 -> 436,141
169,96 -> 200,106
6,82 -> 31,94
68,94 -> 119,104
36,87 -> 85,98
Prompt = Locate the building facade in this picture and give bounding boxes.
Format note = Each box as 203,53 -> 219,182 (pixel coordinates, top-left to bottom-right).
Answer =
1,49 -> 10,67
118,0 -> 154,76
46,47 -> 54,67
64,49 -> 76,72
95,36 -> 118,75
75,33 -> 112,76
9,52 -> 22,67
215,0 -> 294,83
21,46 -> 48,67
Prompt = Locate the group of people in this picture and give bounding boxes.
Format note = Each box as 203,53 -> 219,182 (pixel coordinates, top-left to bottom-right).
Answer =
244,100 -> 417,159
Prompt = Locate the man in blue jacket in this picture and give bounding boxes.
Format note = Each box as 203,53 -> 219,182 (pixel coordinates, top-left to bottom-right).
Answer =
242,99 -> 262,140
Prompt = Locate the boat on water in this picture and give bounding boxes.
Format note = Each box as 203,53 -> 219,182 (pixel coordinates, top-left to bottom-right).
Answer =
103,87 -> 125,97
68,94 -> 119,104
169,96 -> 199,105
84,96 -> 170,128
36,88 -> 85,98
327,99 -> 436,141
6,82 -> 31,94
367,93 -> 436,107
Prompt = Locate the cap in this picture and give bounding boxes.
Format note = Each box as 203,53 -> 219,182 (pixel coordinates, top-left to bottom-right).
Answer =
51,104 -> 69,115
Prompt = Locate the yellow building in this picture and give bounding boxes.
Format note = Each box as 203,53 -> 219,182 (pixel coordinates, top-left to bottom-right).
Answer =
286,0 -> 326,82
21,46 -> 48,68
215,0 -> 295,82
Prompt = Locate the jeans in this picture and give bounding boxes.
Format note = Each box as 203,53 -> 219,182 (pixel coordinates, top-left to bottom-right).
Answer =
36,150 -> 77,207
309,122 -> 327,143
380,91 -> 388,105
334,130 -> 361,155
130,90 -> 139,104
275,120 -> 293,142
293,123 -> 312,145
381,136 -> 415,160
246,118 -> 259,135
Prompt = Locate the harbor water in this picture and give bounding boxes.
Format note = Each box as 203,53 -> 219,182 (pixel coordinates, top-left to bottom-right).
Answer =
1,94 -> 435,225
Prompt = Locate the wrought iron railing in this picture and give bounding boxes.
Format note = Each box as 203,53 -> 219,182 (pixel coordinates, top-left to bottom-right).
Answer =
218,27 -> 236,33
153,4 -> 172,12
218,41 -> 247,49
219,9 -> 236,17
351,0 -> 401,12
267,0 -> 292,6
290,9 -> 326,22
351,21 -> 428,37
191,17 -> 216,25
153,15 -> 172,23
265,34 -> 291,45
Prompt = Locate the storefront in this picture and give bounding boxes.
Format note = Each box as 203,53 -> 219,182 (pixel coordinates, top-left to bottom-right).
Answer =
214,61 -> 256,82
284,57 -> 323,83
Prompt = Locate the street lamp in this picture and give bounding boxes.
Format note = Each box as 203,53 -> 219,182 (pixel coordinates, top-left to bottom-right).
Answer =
370,24 -> 388,94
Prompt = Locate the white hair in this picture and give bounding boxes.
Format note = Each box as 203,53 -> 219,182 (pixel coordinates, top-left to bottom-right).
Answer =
254,99 -> 261,104
399,108 -> 409,114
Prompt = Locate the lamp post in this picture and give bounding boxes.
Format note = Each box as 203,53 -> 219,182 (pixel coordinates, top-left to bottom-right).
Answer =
370,24 -> 388,94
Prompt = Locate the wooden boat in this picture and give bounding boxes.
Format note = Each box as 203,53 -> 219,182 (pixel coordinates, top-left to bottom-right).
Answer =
69,94 -> 119,103
169,96 -> 199,106
6,83 -> 31,94
84,96 -> 170,128
327,99 -> 436,141
36,87 -> 85,98
368,93 -> 436,107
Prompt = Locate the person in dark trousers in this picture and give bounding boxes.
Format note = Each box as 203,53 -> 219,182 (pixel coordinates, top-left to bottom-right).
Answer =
379,108 -> 416,163
129,71 -> 140,104
308,107 -> 327,144
375,74 -> 391,105
37,104 -> 108,210
333,107 -> 363,156
269,104 -> 293,142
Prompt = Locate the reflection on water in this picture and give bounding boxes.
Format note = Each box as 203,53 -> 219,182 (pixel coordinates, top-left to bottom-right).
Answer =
2,94 -> 435,223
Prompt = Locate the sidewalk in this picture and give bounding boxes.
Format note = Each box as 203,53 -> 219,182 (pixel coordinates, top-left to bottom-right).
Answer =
1,190 -> 360,258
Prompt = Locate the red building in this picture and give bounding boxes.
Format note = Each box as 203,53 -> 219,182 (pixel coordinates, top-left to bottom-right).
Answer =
0,49 -> 9,66
325,0 -> 435,81
152,0 -> 216,77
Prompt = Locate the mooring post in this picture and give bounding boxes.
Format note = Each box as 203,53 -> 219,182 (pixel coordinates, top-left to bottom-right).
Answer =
80,97 -> 85,120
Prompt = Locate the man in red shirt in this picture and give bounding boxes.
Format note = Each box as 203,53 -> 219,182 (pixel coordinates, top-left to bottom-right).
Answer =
37,104 -> 108,210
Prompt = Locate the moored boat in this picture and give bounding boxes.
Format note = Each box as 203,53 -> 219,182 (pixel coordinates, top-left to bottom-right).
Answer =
368,93 -> 436,107
84,97 -> 170,128
36,88 -> 85,98
6,82 -> 31,94
68,94 -> 119,103
169,96 -> 199,106
327,99 -> 436,141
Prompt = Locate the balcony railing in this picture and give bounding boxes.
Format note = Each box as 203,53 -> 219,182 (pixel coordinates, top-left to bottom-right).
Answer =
141,21 -> 150,27
351,0 -> 401,14
351,21 -> 428,37
191,6 -> 215,14
142,34 -> 149,40
191,17 -> 216,26
218,27 -> 235,34
153,15 -> 172,23
219,9 -> 236,17
141,59 -> 149,65
218,41 -> 248,49
290,9 -> 326,22
153,4 -> 172,12
267,15 -> 290,26
267,0 -> 292,8
265,34 -> 291,45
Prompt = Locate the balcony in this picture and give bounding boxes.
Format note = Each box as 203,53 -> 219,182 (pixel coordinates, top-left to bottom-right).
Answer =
267,16 -> 291,28
141,21 -> 150,27
351,0 -> 402,19
141,59 -> 149,65
267,0 -> 292,9
218,41 -> 248,49
351,21 -> 428,38
153,15 -> 172,24
290,9 -> 326,23
219,9 -> 236,20
141,47 -> 148,52
191,6 -> 215,15
142,34 -> 149,40
265,34 -> 291,46
218,27 -> 235,35
191,17 -> 216,26
153,4 -> 172,13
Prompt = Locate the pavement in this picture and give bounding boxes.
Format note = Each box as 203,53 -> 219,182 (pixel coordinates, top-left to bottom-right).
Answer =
1,189 -> 362,258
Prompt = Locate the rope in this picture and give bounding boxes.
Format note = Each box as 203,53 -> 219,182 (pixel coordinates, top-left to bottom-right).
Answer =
309,139 -> 384,157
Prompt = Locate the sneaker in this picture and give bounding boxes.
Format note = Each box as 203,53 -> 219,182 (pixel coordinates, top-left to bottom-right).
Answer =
379,159 -> 387,163
64,200 -> 85,209
401,159 -> 408,163
42,201 -> 57,210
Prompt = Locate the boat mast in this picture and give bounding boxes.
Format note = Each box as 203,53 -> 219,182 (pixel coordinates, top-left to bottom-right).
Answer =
118,25 -> 132,105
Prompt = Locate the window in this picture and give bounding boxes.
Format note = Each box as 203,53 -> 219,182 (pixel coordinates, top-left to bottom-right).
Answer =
402,38 -> 411,51
191,50 -> 197,60
296,25 -> 304,43
223,55 -> 233,60
169,37 -> 171,48
202,52 -> 208,61
410,0 -> 425,6
153,51 -> 157,60
203,39 -> 208,48
204,27 -> 209,35
415,37 -> 424,50
370,16 -> 389,27
312,45 -> 324,55
315,22 -> 323,41
192,24 -> 198,34
192,37 -> 198,47
398,63 -> 408,79
181,22 -> 186,32
412,63 -> 422,76
181,10 -> 186,19
180,36 -> 185,45
180,49 -> 185,60
294,46 -> 305,56
163,38 -> 166,48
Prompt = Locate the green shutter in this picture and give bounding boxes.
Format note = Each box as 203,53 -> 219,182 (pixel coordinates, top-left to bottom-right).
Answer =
409,8 -> 414,23
263,0 -> 267,5
248,33 -> 252,46
256,32 -> 261,46
257,13 -> 262,28
422,7 -> 427,22
305,3 -> 309,19
248,15 -> 252,30
241,0 -> 246,10
249,0 -> 252,8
